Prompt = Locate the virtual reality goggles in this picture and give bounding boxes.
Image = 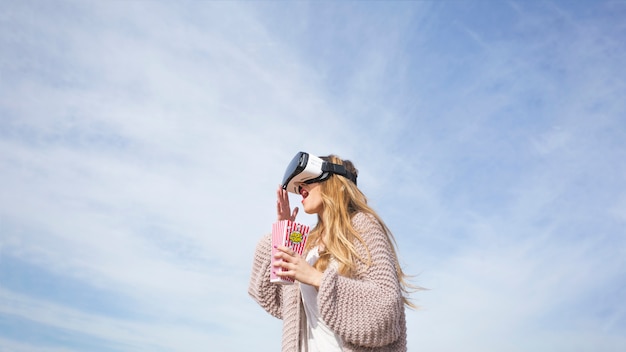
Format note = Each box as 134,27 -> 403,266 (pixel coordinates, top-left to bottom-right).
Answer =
281,152 -> 358,194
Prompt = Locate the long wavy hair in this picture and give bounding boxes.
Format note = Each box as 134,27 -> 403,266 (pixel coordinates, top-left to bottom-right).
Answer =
305,154 -> 418,308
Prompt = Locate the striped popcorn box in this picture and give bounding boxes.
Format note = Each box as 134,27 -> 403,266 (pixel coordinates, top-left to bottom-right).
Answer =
270,220 -> 310,285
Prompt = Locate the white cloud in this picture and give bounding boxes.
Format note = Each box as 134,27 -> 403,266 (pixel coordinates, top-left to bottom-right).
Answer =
1,1 -> 625,351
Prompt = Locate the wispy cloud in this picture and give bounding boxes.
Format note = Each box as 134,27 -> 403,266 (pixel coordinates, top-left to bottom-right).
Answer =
1,0 -> 625,351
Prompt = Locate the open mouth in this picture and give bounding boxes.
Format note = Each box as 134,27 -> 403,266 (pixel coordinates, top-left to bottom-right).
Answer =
299,187 -> 309,199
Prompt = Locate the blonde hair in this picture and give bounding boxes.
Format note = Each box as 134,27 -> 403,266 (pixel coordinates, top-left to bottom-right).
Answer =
305,154 -> 418,308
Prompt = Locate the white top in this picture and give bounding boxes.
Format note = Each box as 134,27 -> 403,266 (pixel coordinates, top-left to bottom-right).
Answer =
300,246 -> 343,352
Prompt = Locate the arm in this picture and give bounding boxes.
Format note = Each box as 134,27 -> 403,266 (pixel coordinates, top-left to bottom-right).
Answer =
317,214 -> 405,347
248,187 -> 298,318
248,234 -> 283,319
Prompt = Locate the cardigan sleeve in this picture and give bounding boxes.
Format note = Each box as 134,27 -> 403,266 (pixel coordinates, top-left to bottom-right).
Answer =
248,234 -> 283,319
317,213 -> 405,347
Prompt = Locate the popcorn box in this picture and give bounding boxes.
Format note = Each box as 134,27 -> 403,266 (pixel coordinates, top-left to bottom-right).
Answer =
270,220 -> 310,285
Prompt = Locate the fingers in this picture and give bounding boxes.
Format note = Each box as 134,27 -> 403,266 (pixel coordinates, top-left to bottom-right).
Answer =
276,186 -> 298,221
272,248 -> 294,278
273,259 -> 293,270
277,186 -> 289,202
274,245 -> 296,257
273,265 -> 293,278
273,246 -> 298,275
273,249 -> 300,280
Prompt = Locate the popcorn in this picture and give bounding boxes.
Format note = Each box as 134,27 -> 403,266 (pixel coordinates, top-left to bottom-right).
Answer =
270,220 -> 310,285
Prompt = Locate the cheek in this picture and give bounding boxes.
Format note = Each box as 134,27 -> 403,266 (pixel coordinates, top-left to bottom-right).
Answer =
310,194 -> 324,210
303,192 -> 323,213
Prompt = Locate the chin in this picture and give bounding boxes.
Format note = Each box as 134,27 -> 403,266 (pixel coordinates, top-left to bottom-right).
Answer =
302,203 -> 320,215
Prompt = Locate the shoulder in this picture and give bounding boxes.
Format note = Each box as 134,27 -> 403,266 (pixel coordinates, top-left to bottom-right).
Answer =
350,212 -> 389,248
351,212 -> 383,233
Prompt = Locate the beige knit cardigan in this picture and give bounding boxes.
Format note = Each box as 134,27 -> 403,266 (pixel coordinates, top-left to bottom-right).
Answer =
248,212 -> 407,351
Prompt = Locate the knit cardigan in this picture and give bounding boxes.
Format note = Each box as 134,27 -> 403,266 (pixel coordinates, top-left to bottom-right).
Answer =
248,212 -> 407,351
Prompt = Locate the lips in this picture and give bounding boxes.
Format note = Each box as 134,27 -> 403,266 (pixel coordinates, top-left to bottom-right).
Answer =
300,188 -> 309,199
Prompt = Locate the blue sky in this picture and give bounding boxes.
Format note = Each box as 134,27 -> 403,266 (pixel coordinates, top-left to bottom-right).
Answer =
1,0 -> 625,351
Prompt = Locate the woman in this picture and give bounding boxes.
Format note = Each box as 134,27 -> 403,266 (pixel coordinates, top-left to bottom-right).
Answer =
249,153 -> 415,352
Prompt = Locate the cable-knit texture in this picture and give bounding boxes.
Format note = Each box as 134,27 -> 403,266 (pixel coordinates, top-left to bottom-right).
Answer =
248,213 -> 407,351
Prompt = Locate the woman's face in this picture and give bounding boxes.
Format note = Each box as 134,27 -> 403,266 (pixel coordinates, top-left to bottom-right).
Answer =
298,182 -> 324,216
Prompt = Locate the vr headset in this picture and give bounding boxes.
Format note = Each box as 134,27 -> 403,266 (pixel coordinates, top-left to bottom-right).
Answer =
281,151 -> 358,194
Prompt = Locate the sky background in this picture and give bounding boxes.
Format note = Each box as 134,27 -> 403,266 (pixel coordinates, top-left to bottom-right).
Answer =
1,0 -> 625,351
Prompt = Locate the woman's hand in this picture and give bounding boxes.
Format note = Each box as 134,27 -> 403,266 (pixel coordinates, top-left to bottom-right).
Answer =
276,186 -> 298,221
273,246 -> 323,288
